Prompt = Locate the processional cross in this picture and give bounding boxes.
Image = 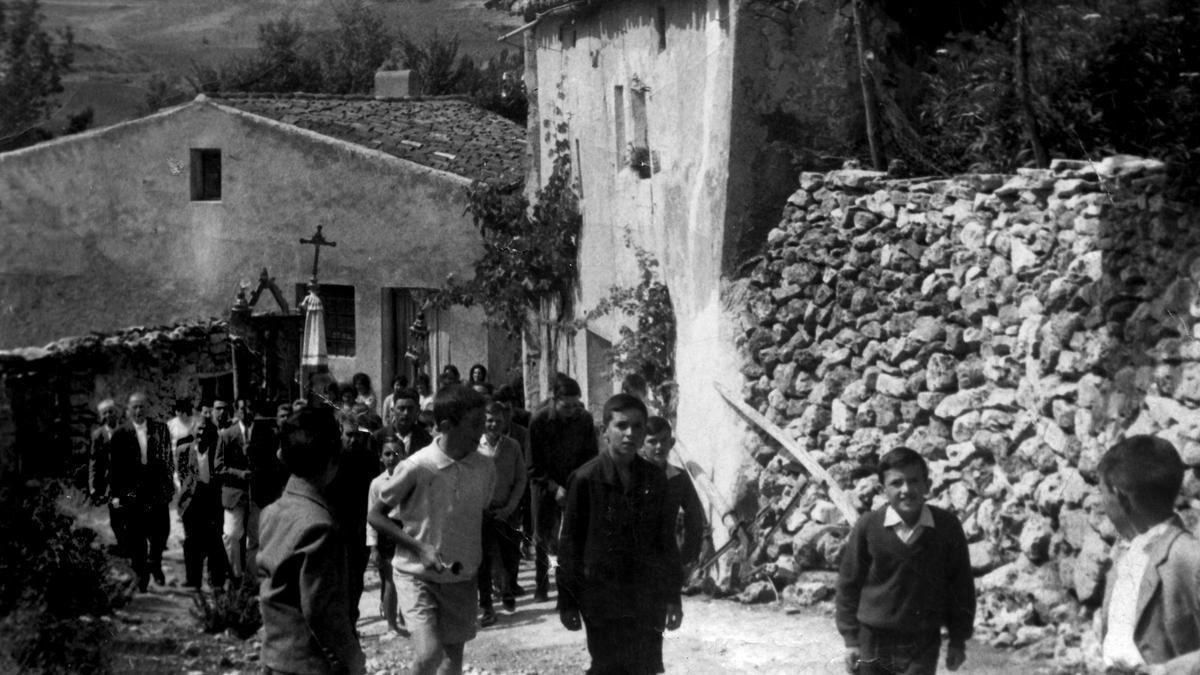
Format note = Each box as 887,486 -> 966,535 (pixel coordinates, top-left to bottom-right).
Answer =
300,225 -> 337,290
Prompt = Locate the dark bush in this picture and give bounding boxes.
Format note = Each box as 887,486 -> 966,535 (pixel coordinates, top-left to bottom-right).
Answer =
192,578 -> 261,639
0,480 -> 118,673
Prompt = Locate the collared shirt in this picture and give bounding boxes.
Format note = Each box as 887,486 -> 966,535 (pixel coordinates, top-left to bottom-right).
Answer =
1103,520 -> 1177,668
197,448 -> 211,484
378,439 -> 496,582
365,468 -> 400,546
133,421 -> 149,464
883,505 -> 935,545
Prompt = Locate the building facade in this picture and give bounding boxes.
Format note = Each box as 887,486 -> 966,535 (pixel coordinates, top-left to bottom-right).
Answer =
0,93 -> 526,393
521,0 -> 860,525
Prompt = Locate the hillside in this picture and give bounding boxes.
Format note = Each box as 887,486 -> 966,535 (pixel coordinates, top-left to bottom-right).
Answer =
39,0 -> 524,128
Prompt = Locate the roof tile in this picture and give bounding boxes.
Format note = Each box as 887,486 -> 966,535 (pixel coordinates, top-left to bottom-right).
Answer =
214,93 -> 526,187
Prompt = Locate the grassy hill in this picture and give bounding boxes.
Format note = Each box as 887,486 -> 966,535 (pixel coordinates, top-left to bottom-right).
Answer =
39,0 -> 525,128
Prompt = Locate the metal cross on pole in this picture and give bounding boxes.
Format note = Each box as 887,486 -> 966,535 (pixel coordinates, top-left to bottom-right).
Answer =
299,225 -> 337,290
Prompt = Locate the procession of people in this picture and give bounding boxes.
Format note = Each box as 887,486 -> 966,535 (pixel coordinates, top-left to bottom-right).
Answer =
85,366 -> 1200,675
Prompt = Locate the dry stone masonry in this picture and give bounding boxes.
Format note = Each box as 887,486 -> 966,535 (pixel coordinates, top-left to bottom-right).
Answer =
0,320 -> 234,485
728,155 -> 1200,664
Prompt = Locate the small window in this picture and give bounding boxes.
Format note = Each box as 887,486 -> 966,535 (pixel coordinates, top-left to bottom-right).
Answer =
656,7 -> 667,51
613,85 -> 626,169
630,88 -> 651,178
190,148 -> 221,201
296,284 -> 356,357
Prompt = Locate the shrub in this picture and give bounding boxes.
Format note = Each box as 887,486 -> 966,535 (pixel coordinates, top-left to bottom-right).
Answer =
192,578 -> 261,639
0,480 -> 118,673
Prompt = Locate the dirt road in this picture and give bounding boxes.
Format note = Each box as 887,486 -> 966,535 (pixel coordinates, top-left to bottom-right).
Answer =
109,511 -> 1053,675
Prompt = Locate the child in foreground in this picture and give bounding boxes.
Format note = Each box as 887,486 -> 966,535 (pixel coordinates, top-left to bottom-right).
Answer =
368,384 -> 496,675
257,406 -> 365,675
1096,435 -> 1200,674
366,441 -> 406,637
835,447 -> 974,674
557,393 -> 682,674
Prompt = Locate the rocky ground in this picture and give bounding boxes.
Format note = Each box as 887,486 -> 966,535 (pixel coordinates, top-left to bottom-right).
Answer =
100,505 -> 1069,674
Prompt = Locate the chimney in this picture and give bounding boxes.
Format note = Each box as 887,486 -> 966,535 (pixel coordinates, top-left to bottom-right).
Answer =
374,69 -> 423,99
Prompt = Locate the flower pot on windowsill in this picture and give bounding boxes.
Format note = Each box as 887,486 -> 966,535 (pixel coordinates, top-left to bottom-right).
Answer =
629,145 -> 652,179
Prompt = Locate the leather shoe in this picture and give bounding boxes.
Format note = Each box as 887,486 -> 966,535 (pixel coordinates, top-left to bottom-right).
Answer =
480,607 -> 497,627
151,568 -> 166,586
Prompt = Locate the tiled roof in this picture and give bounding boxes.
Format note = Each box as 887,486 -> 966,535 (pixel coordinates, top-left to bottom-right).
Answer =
215,93 -> 526,187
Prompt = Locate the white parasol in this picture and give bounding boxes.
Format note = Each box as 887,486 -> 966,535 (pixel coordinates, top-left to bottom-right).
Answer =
300,289 -> 327,368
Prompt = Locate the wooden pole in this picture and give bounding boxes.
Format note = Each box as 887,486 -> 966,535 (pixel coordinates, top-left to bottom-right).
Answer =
714,382 -> 859,525
851,0 -> 886,171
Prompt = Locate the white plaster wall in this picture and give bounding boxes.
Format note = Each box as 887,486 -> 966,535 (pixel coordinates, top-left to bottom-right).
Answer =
0,100 -> 501,388
532,0 -> 748,536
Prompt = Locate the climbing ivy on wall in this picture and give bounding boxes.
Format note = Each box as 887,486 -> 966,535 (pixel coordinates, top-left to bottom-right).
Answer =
586,235 -> 677,391
432,125 -> 581,341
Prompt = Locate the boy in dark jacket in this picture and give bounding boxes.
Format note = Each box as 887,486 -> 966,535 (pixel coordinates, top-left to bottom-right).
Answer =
557,394 -> 682,674
835,447 -> 974,674
257,406 -> 365,675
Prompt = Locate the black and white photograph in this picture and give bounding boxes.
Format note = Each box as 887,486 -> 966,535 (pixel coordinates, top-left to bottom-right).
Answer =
1,0 -> 1198,672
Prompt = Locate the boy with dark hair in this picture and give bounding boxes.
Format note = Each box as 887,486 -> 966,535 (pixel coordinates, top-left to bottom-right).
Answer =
369,384 -> 496,675
1097,435 -> 1200,673
836,447 -> 974,675
477,400 -> 527,625
367,441 -> 406,637
640,416 -> 706,567
528,375 -> 598,601
558,393 -> 682,674
257,406 -> 365,675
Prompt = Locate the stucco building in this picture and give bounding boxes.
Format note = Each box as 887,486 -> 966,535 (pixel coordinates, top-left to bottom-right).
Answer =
516,0 -> 861,526
0,92 -> 525,391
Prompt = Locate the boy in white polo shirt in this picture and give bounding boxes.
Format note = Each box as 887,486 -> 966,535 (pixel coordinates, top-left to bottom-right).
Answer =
369,384 -> 496,675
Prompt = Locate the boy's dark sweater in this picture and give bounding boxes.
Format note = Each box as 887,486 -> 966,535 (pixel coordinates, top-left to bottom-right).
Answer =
835,505 -> 975,647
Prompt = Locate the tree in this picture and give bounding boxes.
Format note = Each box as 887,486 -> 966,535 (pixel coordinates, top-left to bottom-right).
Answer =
313,0 -> 393,94
0,0 -> 73,145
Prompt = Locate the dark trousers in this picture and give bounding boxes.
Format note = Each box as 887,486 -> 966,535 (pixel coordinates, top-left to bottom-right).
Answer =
181,484 -> 228,588
478,517 -> 522,607
856,626 -> 941,675
109,502 -> 134,557
348,544 -> 370,623
127,500 -> 170,586
531,484 -> 560,592
582,615 -> 664,675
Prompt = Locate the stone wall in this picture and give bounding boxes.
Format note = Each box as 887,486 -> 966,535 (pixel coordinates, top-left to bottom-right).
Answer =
729,156 -> 1200,662
0,320 -> 233,486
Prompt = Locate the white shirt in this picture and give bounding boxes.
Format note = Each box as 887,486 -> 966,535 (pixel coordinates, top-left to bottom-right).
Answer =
883,505 -> 935,545
133,421 -> 149,465
1103,520 -> 1175,669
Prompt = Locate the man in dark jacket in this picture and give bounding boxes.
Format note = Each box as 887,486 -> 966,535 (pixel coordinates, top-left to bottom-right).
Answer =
177,403 -> 228,590
528,376 -> 598,600
109,392 -> 175,592
372,388 -> 433,458
557,393 -> 682,674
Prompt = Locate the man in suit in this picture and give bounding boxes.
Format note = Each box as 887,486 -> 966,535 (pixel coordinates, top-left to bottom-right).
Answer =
214,398 -> 254,582
372,388 -> 432,458
89,399 -> 130,555
109,392 -> 175,592
177,403 -> 228,591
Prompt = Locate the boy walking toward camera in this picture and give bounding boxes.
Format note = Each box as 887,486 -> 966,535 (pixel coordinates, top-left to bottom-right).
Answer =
836,447 -> 974,675
369,385 -> 496,675
477,400 -> 527,626
1097,435 -> 1200,674
257,406 -> 365,675
557,393 -> 682,674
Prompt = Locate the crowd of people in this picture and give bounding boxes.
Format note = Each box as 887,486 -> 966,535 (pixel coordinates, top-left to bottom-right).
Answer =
86,367 -> 708,674
86,365 -> 1200,675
